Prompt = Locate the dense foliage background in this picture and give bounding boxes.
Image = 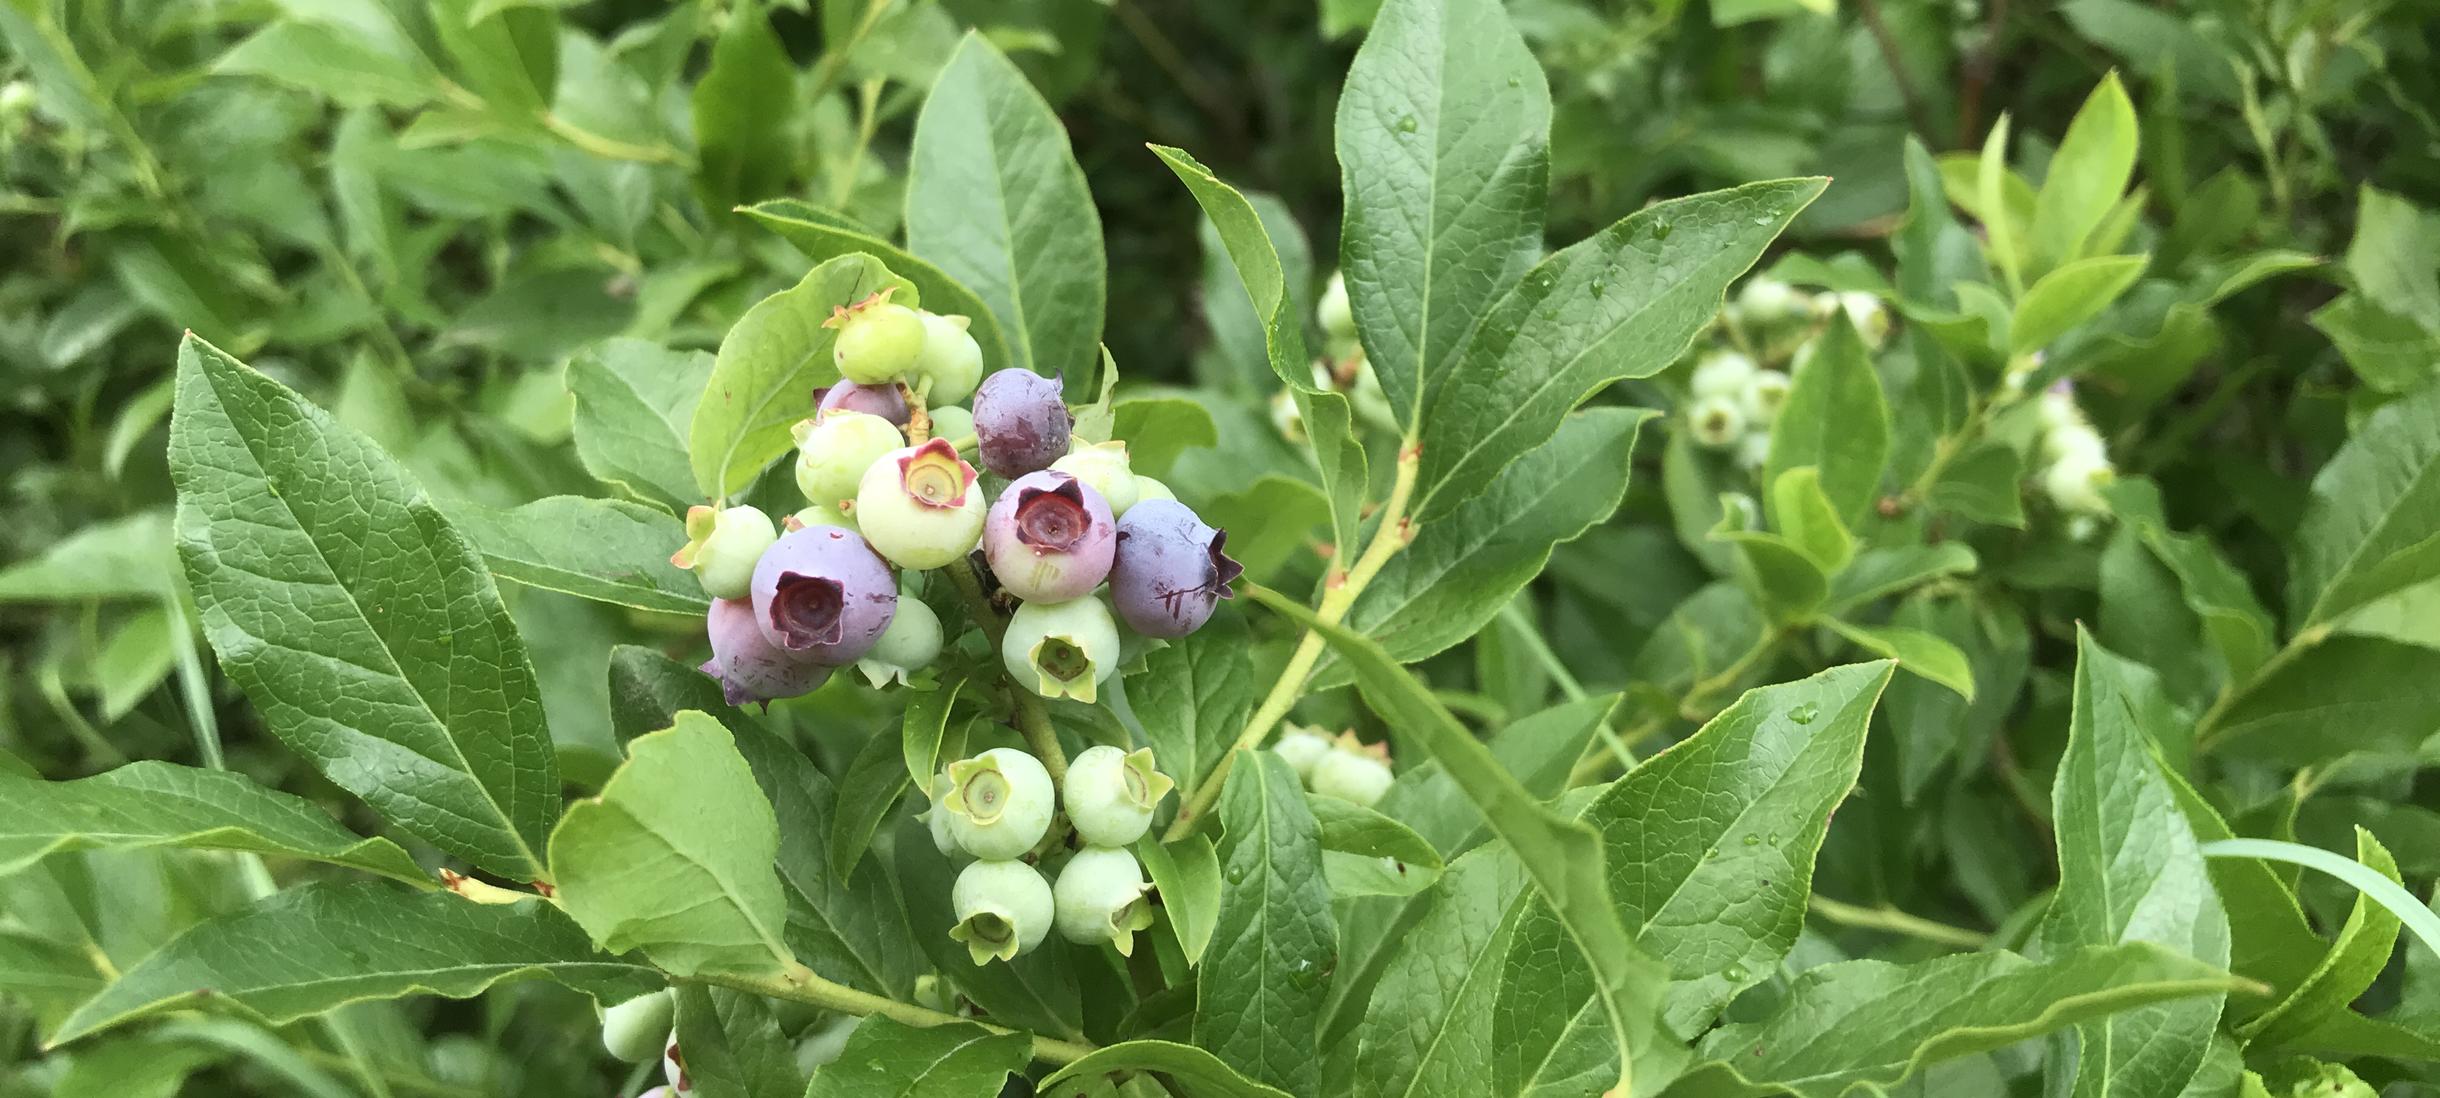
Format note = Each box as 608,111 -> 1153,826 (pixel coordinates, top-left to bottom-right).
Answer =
5,0 -> 2440,1095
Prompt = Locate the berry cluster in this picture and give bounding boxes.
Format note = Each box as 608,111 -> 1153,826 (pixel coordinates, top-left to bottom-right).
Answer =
922,745 -> 1176,963
1685,277 -> 1889,472
2034,380 -> 2115,520
1272,726 -> 1394,808
674,290 -> 1243,709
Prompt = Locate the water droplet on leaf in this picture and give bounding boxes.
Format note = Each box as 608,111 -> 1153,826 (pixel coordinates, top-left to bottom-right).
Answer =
1396,116 -> 1418,134
1788,703 -> 1818,724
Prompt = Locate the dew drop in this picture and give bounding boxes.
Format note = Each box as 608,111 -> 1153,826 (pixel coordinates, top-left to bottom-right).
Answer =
1396,115 -> 1419,134
1724,965 -> 1749,981
1742,834 -> 1760,846
1753,214 -> 1773,226
1788,703 -> 1819,725
1767,832 -> 1781,844
1225,863 -> 1249,884
1590,280 -> 1607,297
1506,75 -> 1522,88
1653,219 -> 1674,240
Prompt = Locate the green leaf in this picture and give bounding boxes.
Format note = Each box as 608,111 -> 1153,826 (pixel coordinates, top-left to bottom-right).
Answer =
1038,1040 -> 1293,1098
688,254 -> 915,499
549,712 -> 793,978
2342,186 -> 2440,330
2200,636 -> 2440,764
2107,479 -> 2276,686
1711,503 -> 1830,625
1137,833 -> 1222,965
901,677 -> 965,790
2290,381 -> 2440,629
0,763 -> 427,886
1309,794 -> 1444,876
170,336 -> 557,881
829,725 -> 910,881
446,496 -> 705,615
1353,845 -> 1531,1097
1769,467 -> 1854,573
1764,316 -> 1889,523
2203,837 -> 2440,995
1130,605 -> 1255,803
673,985 -> 802,1098
1343,408 -> 1651,666
1973,117 -> 2026,289
1419,178 -> 1826,518
49,882 -> 658,1045
2161,770 -> 2327,1009
804,1016 -> 1027,1097
727,720 -> 921,999
1335,0 -> 1550,429
906,34 -> 1105,388
1252,587 -> 1662,1097
608,645 -> 730,745
2311,292 -> 2440,395
890,817 -> 1080,1037
213,21 -> 440,108
1823,620 -> 1972,700
2030,73 -> 2138,272
1195,751 -> 1335,1095
1881,593 -> 2027,800
739,200 -> 1014,374
2010,254 -> 2149,355
54,1036 -> 222,1098
2039,633 -> 2229,1098
1825,543 -> 1980,616
2238,830 -> 2403,1050
567,338 -> 710,511
1111,397 -> 1221,478
691,1 -> 797,211
1154,144 -> 1369,559
1671,944 -> 2248,1098
1496,663 -> 1895,1092
1926,441 -> 2026,527
0,512 -> 175,602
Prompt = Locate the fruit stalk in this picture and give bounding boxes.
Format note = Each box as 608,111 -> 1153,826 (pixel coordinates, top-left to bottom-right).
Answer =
692,966 -> 1095,1065
945,559 -> 1072,785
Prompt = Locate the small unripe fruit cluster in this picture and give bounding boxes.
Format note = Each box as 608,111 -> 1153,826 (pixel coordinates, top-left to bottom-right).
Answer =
926,745 -> 1174,964
1686,278 -> 1898,474
1271,726 -> 1393,808
674,288 -> 1240,709
1283,271 -> 1393,438
2035,380 -> 2114,519
1686,350 -> 1790,472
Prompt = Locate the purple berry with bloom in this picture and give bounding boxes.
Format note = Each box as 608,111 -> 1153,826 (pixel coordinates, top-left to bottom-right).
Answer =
700,598 -> 829,707
1108,500 -> 1241,638
749,526 -> 897,665
983,471 -> 1115,602
815,381 -> 910,426
971,368 -> 1071,477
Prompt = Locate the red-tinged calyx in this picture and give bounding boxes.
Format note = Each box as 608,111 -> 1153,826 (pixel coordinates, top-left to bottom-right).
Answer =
670,505 -> 718,568
1015,479 -> 1092,552
822,285 -> 900,330
897,437 -> 975,510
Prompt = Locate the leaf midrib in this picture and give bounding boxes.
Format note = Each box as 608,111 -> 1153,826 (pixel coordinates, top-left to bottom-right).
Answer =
197,358 -> 542,878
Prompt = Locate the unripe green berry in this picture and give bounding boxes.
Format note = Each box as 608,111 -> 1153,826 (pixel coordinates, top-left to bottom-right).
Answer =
1051,440 -> 1140,517
927,405 -> 975,444
601,989 -> 674,1063
827,290 -> 927,385
793,412 -> 904,508
1133,476 -> 1175,505
912,312 -> 984,405
1690,350 -> 1757,400
1734,430 -> 1772,473
1001,597 -> 1120,704
949,858 -> 1052,964
1062,745 -> 1174,846
1688,394 -> 1746,449
921,773 -> 961,858
855,439 -> 986,570
1311,748 -> 1393,807
2042,450 -> 2114,516
856,592 -> 941,688
1740,369 -> 1791,426
1273,727 -> 1331,782
672,505 -> 777,601
1052,846 -> 1155,955
791,501 -> 856,533
944,748 -> 1056,860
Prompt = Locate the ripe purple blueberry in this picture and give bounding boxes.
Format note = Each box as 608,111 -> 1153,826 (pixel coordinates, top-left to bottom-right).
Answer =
971,368 -> 1072,477
748,526 -> 897,665
1108,499 -> 1241,638
815,381 -> 910,426
700,597 -> 830,707
983,471 -> 1116,602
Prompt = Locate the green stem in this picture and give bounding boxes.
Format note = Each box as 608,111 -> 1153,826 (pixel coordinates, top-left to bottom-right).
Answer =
1807,895 -> 1990,950
694,968 -> 1095,1065
1163,443 -> 1422,841
1676,629 -> 1787,722
945,561 -> 1069,785
1498,601 -> 1636,771
2194,624 -> 2329,755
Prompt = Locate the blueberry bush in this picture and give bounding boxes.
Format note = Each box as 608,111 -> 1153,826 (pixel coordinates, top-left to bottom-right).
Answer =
3,1 -> 2439,1096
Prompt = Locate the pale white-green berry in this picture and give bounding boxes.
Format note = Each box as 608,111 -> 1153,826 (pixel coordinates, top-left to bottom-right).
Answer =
1688,394 -> 1746,449
1001,597 -> 1120,704
1133,476 -> 1176,505
672,505 -> 777,601
793,411 -> 904,508
2043,450 -> 2115,516
949,858 -> 1053,964
1741,369 -> 1792,426
1318,271 -> 1355,341
1734,430 -> 1772,472
856,593 -> 941,688
1062,745 -> 1174,846
911,311 -> 984,405
1836,291 -> 1890,347
1052,440 -> 1140,517
1311,749 -> 1393,807
922,773 -> 960,857
928,405 -> 975,444
794,1016 -> 859,1074
601,990 -> 674,1062
944,748 -> 1056,860
1690,350 -> 1758,399
2043,422 -> 2108,465
1737,277 -> 1806,325
1052,846 -> 1156,955
1274,727 -> 1333,782
792,501 -> 856,532
854,439 -> 986,570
